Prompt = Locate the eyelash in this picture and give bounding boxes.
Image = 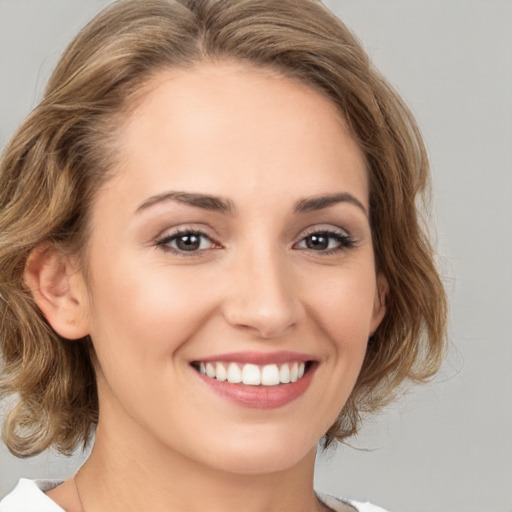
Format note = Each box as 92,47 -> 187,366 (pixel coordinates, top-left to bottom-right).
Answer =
295,228 -> 355,255
155,227 -> 355,257
155,229 -> 219,256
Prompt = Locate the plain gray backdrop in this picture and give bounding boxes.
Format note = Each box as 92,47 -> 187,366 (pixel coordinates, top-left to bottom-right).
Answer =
1,1 -> 511,511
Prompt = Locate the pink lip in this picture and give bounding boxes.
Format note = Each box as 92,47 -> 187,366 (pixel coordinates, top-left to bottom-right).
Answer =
193,361 -> 317,410
191,350 -> 314,366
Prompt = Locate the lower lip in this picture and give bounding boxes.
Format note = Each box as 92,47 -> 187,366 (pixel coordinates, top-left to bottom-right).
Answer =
195,365 -> 315,409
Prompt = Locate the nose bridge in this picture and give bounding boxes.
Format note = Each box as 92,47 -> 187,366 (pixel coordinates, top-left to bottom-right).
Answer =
223,238 -> 301,338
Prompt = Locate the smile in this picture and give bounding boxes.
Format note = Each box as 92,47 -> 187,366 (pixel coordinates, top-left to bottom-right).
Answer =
195,361 -> 308,386
191,352 -> 316,409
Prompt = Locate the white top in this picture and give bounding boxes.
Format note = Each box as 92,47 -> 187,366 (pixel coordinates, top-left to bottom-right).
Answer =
0,479 -> 389,512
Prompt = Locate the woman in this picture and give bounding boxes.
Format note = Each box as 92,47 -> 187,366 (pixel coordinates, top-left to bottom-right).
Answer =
0,0 -> 446,511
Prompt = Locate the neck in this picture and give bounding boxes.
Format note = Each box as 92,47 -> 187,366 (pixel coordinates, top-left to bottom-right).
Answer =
76,420 -> 323,512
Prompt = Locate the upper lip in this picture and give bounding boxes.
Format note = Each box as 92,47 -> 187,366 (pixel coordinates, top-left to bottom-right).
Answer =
191,350 -> 315,366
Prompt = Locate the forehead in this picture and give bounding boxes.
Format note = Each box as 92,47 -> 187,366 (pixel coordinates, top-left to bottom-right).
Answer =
104,62 -> 368,213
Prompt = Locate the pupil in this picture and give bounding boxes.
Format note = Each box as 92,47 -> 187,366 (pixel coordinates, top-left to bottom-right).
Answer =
307,233 -> 328,250
177,234 -> 200,251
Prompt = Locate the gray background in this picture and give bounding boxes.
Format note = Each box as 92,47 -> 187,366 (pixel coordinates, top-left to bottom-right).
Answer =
1,1 -> 511,511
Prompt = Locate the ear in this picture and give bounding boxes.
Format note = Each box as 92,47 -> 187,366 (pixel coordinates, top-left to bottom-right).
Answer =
24,244 -> 90,340
369,273 -> 388,335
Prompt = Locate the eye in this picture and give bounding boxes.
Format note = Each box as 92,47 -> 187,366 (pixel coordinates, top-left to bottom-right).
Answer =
156,229 -> 219,255
294,229 -> 354,254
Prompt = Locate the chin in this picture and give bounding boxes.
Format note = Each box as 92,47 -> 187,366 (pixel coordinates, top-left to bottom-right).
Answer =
195,429 -> 319,476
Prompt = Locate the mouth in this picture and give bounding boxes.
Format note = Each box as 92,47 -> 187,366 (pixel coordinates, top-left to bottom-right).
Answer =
190,351 -> 319,409
191,360 -> 313,387
190,351 -> 317,409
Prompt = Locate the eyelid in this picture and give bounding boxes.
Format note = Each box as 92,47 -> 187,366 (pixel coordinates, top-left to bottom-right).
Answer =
297,224 -> 350,238
293,224 -> 352,245
155,222 -> 219,243
292,225 -> 356,254
155,226 -> 222,256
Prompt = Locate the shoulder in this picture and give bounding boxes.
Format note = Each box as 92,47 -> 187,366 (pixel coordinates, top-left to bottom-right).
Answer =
0,479 -> 64,512
319,492 -> 390,512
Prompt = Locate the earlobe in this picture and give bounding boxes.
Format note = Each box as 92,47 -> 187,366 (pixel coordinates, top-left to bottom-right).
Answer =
24,244 -> 90,340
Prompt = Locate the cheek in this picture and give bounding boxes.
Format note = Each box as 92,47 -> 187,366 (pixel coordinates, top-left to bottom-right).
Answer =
291,263 -> 378,431
85,255 -> 220,372
304,262 -> 379,349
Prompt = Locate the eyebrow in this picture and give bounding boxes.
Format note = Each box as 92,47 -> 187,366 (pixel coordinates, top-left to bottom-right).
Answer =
293,192 -> 368,217
136,191 -> 235,214
136,190 -> 367,217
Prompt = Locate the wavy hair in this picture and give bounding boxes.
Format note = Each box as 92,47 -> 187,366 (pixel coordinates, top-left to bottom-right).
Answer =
0,0 -> 447,456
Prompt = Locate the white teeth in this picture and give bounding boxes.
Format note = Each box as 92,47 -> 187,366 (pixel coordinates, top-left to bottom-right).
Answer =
290,362 -> 299,382
279,363 -> 291,383
197,361 -> 308,386
227,363 -> 242,383
261,364 -> 280,386
242,364 -> 261,385
298,362 -> 305,379
215,362 -> 227,381
206,362 -> 216,378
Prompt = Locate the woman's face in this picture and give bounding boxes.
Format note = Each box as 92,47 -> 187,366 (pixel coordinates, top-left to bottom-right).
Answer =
74,63 -> 386,474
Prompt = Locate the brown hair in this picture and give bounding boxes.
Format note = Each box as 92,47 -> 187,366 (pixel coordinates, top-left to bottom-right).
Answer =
0,0 -> 446,456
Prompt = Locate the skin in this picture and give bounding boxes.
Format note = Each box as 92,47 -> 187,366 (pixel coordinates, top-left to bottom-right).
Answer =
29,62 -> 386,512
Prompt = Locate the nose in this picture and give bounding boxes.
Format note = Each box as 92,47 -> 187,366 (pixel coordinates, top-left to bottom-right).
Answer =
222,245 -> 303,339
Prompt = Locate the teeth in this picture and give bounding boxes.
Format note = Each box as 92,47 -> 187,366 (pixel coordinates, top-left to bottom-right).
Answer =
197,361 -> 308,386
206,363 -> 216,378
227,363 -> 242,383
279,363 -> 291,384
261,364 -> 280,386
215,362 -> 227,381
242,364 -> 261,385
290,362 -> 298,382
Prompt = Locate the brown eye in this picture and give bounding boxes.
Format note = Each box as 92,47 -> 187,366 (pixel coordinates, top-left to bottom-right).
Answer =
295,230 -> 354,253
157,230 -> 217,254
175,233 -> 202,251
304,233 -> 330,250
